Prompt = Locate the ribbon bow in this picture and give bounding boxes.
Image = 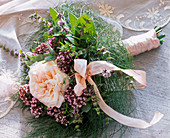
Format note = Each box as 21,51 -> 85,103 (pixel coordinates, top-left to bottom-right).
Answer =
74,59 -> 163,129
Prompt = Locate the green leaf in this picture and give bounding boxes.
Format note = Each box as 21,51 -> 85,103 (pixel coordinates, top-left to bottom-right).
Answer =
157,34 -> 165,40
25,61 -> 34,66
43,31 -> 52,40
64,41 -> 71,45
34,54 -> 44,62
47,43 -> 56,56
106,57 -> 114,60
49,7 -> 59,25
160,40 -> 165,45
45,56 -> 56,62
69,35 -> 80,40
44,52 -> 51,57
81,103 -> 92,113
53,32 -> 61,37
66,36 -> 78,46
86,97 -> 91,102
44,44 -> 56,62
155,27 -> 162,32
63,78 -> 66,84
25,76 -> 30,81
68,117 -> 75,125
68,12 -> 77,34
75,14 -> 97,36
26,54 -> 44,62
25,54 -> 44,66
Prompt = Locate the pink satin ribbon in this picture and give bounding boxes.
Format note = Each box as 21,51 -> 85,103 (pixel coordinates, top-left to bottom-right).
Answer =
74,59 -> 163,128
123,29 -> 160,56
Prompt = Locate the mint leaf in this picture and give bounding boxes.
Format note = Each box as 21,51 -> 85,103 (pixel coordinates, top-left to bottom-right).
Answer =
49,7 -> 59,25
47,43 -> 56,56
68,12 -> 77,34
75,14 -> 97,36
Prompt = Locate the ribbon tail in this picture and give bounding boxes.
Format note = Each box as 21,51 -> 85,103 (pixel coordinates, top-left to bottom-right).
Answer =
121,69 -> 146,89
87,77 -> 163,129
74,73 -> 87,96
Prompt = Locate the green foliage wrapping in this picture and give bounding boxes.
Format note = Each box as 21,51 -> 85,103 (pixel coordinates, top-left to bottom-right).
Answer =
14,2 -> 137,138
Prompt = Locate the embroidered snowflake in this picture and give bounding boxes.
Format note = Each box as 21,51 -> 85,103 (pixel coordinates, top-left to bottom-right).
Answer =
146,8 -> 160,20
98,1 -> 114,17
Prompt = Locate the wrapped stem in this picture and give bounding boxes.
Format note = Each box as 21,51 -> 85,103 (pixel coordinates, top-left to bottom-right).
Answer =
123,28 -> 165,56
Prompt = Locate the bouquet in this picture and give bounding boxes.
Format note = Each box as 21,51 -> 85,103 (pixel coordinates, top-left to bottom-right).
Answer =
0,3 -> 165,138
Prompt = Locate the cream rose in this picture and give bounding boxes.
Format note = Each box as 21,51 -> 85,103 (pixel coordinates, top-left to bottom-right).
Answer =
28,60 -> 69,108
